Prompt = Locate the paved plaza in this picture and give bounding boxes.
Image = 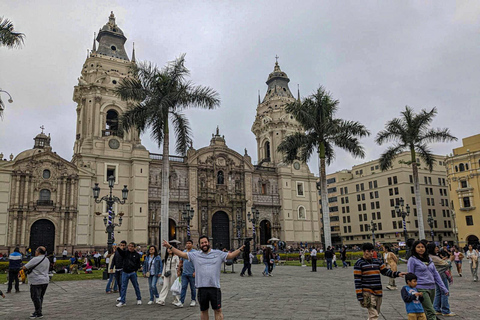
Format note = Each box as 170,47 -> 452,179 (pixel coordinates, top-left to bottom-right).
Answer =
1,263 -> 479,319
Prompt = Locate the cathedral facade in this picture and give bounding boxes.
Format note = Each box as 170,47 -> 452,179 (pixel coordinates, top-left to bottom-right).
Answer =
0,13 -> 321,254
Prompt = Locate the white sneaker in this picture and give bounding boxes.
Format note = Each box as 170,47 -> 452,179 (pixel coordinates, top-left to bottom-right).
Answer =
147,301 -> 154,305
116,297 -> 122,302
137,300 -> 142,305
116,302 -> 125,307
190,300 -> 196,307
156,299 -> 165,306
173,301 -> 184,308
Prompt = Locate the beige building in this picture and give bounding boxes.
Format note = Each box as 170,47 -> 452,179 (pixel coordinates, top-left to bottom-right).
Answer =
445,134 -> 480,247
0,13 -> 321,254
321,152 -> 455,247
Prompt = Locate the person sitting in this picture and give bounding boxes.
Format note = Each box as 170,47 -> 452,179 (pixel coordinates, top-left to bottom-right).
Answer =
85,258 -> 93,273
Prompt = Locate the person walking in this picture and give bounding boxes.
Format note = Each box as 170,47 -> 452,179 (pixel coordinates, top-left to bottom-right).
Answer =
240,239 -> 252,277
262,246 -> 274,276
105,245 -> 118,294
174,240 -> 197,307
427,243 -> 456,317
332,248 -> 338,268
407,241 -> 449,320
116,242 -> 142,307
22,246 -> 50,319
341,246 -> 348,268
401,273 -> 427,320
7,247 -> 22,293
111,241 -> 126,301
142,245 -> 162,304
162,236 -> 244,320
354,243 -> 406,320
452,247 -> 464,277
311,247 -> 317,272
156,246 -> 180,305
465,244 -> 479,282
325,247 -> 334,270
385,246 -> 399,290
62,248 -> 68,260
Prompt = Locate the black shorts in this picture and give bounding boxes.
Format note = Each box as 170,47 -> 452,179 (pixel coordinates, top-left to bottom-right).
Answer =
198,287 -> 222,311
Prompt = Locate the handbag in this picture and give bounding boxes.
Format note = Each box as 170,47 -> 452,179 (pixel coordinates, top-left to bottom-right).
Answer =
445,269 -> 453,284
164,256 -> 173,277
26,256 -> 47,275
145,256 -> 155,277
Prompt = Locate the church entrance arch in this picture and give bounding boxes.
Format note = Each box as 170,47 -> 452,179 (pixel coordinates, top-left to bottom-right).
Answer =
158,219 -> 177,243
260,220 -> 272,245
467,235 -> 479,247
212,211 -> 230,250
30,219 -> 55,253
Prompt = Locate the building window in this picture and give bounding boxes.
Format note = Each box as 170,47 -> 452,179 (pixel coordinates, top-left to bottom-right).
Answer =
466,215 -> 473,226
261,183 -> 267,195
369,181 -> 373,189
298,206 -> 306,220
393,176 -> 398,184
358,204 -> 362,211
376,201 -> 380,209
409,175 -> 413,183
42,169 -> 51,179
360,225 -> 364,232
264,141 -> 271,160
460,180 -> 467,188
327,177 -> 336,184
106,109 -> 119,132
296,182 -> 305,196
346,206 -> 350,213
391,210 -> 396,218
39,189 -> 51,201
344,187 -> 348,194
374,180 -> 378,188
393,221 -> 397,229
359,214 -> 363,222
327,187 -> 337,193
105,163 -> 119,183
463,197 -> 471,208
388,177 -> 392,185
459,163 -> 465,172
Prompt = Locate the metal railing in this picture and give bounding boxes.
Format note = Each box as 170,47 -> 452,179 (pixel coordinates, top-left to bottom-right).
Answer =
149,153 -> 186,162
37,200 -> 54,206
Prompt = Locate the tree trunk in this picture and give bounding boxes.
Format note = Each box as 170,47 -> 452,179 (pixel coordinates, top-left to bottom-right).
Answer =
160,118 -> 170,258
411,149 -> 425,240
319,143 -> 331,249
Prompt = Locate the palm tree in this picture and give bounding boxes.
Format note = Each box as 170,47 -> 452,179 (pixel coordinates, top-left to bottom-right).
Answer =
375,106 -> 456,240
0,17 -> 25,48
116,54 -> 220,255
277,86 -> 370,249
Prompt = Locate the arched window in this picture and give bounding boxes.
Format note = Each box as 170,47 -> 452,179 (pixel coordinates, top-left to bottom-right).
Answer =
264,141 -> 271,161
466,163 -> 469,170
298,206 -> 306,220
39,189 -> 51,201
106,109 -> 119,131
459,163 -> 465,172
217,171 -> 224,185
455,166 -> 458,172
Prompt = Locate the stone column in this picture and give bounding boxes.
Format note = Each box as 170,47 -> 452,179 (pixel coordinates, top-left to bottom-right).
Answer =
94,96 -> 102,137
20,212 -> 27,246
11,212 -> 18,245
14,174 -> 20,206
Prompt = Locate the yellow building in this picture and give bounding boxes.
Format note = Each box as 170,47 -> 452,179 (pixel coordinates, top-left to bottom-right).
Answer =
322,152 -> 455,247
445,134 -> 480,247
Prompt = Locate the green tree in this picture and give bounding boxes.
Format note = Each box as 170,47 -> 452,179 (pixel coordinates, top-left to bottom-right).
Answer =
375,106 -> 456,240
0,17 -> 25,48
277,86 -> 370,248
116,54 -> 220,254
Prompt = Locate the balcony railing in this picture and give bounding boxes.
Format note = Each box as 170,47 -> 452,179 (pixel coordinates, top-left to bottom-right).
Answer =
37,200 -> 53,206
102,129 -> 123,138
149,153 -> 186,162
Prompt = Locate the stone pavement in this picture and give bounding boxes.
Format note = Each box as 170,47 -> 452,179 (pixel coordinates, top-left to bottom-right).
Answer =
1,263 -> 479,319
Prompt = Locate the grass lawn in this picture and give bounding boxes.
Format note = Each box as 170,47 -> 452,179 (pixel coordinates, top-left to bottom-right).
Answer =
0,270 -> 107,283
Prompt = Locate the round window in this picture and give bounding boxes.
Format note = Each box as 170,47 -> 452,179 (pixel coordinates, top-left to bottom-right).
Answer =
111,45 -> 117,51
112,80 -> 117,85
43,169 -> 51,179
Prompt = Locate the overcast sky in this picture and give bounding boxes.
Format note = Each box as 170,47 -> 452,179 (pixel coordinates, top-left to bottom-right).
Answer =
1,1 -> 479,176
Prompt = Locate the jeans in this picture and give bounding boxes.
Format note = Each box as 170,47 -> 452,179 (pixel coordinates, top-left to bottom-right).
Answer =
120,271 -> 141,303
326,258 -> 333,270
30,284 -> 48,316
106,273 -> 118,292
148,275 -> 159,301
8,269 -> 20,292
471,263 -> 479,281
342,260 -> 348,267
433,276 -> 450,315
263,261 -> 269,275
180,274 -> 196,303
311,258 -> 317,271
240,261 -> 252,275
333,260 -> 338,268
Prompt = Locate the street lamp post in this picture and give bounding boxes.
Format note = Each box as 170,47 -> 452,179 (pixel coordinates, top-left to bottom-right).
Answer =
395,197 -> 410,256
182,204 -> 194,240
233,217 -> 246,248
0,88 -> 14,115
370,220 -> 377,247
427,213 -> 435,243
247,207 -> 260,264
93,175 -> 128,251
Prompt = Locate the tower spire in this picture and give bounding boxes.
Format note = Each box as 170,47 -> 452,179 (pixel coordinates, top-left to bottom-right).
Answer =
258,90 -> 261,104
297,84 -> 300,102
131,42 -> 136,63
92,32 -> 96,52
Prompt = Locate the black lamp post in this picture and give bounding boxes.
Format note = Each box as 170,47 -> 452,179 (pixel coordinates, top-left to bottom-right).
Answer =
395,197 -> 410,256
370,220 -> 377,247
233,217 -> 246,248
182,204 -> 194,240
0,88 -> 14,114
93,175 -> 128,251
427,213 -> 435,243
247,207 -> 260,264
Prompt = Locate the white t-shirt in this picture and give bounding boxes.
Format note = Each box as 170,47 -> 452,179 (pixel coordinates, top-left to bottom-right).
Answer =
24,255 -> 50,285
187,249 -> 228,289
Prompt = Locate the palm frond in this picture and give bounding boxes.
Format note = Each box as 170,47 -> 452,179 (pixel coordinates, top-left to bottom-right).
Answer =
416,143 -> 436,172
378,145 -> 405,171
0,17 -> 25,48
375,118 -> 406,145
170,111 -> 192,156
277,132 -> 309,164
419,127 -> 457,144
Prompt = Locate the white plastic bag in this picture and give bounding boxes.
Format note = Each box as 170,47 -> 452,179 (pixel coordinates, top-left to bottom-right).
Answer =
170,277 -> 181,295
157,277 -> 164,287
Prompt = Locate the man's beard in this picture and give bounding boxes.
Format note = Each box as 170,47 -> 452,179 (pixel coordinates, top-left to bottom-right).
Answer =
201,244 -> 210,252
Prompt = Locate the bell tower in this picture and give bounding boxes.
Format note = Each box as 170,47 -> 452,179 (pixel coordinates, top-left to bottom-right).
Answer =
72,12 -> 149,247
251,59 -> 302,166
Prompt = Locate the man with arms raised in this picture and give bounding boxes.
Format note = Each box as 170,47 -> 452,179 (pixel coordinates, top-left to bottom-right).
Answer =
163,236 -> 244,320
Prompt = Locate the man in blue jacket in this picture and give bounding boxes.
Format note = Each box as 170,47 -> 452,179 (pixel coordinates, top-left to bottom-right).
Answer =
7,247 -> 22,293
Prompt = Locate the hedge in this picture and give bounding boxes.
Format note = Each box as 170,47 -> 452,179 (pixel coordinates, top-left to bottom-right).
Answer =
0,258 -> 107,273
